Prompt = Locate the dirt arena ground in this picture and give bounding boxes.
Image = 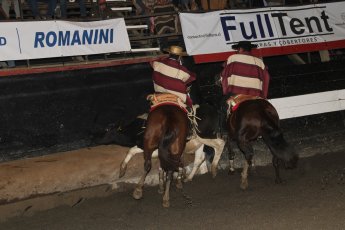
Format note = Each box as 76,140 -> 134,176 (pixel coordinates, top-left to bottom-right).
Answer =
1,149 -> 344,230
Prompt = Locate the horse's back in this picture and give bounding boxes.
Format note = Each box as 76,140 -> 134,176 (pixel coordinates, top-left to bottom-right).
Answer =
145,105 -> 189,171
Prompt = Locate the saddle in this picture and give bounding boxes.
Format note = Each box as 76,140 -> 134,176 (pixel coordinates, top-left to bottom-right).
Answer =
146,93 -> 199,140
226,94 -> 261,116
147,93 -> 188,113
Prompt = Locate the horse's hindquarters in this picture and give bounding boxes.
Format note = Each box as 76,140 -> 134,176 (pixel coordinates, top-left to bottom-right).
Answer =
139,105 -> 189,207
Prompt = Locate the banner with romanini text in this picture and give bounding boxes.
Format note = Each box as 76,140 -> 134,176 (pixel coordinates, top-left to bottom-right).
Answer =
0,18 -> 131,61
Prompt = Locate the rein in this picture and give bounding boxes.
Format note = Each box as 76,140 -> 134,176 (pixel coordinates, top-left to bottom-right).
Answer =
187,104 -> 201,134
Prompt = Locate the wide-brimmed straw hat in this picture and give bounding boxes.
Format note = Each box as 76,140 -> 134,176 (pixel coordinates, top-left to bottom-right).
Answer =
232,41 -> 258,50
163,45 -> 187,56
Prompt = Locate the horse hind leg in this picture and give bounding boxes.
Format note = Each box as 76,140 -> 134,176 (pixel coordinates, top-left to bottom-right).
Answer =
239,142 -> 257,175
162,171 -> 173,208
272,155 -> 283,184
175,167 -> 184,189
119,146 -> 143,178
227,139 -> 236,175
184,145 -> 205,182
133,169 -> 149,200
158,167 -> 165,194
132,149 -> 154,200
210,139 -> 225,178
240,159 -> 250,190
238,141 -> 254,190
238,140 -> 254,165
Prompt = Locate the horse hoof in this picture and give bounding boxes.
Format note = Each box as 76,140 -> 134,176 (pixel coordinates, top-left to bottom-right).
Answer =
132,188 -> 143,200
184,178 -> 191,183
211,167 -> 217,178
162,200 -> 170,208
240,181 -> 248,190
175,181 -> 183,189
119,164 -> 127,178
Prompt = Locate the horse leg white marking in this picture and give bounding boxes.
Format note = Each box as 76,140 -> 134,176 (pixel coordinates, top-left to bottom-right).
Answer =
119,146 -> 143,178
133,170 -> 148,199
185,145 -> 205,182
176,167 -> 184,189
158,167 -> 164,194
250,157 -> 258,175
240,160 -> 249,190
162,171 -> 173,208
152,149 -> 158,158
210,139 -> 225,178
228,140 -> 236,174
229,159 -> 235,174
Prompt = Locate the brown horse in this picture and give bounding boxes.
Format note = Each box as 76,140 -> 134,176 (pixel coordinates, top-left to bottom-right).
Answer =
132,104 -> 189,207
226,98 -> 298,190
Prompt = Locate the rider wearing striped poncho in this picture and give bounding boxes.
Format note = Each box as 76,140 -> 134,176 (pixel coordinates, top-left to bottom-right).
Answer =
151,45 -> 196,108
220,41 -> 270,99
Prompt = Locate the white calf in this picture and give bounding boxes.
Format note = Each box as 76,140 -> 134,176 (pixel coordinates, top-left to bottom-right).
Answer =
119,135 -> 225,182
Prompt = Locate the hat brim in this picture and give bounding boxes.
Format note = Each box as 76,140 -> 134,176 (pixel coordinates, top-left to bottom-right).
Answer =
163,48 -> 188,56
232,44 -> 258,50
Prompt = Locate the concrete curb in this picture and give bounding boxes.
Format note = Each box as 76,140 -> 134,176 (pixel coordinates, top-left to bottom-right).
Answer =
0,144 -> 198,222
0,144 -> 195,203
0,145 -> 134,203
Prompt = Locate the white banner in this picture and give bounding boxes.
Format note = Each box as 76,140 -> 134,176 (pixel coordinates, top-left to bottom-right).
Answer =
180,2 -> 345,57
0,19 -> 131,61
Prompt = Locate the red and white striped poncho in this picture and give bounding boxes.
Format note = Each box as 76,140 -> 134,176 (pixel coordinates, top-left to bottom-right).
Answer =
221,52 -> 270,99
151,57 -> 196,107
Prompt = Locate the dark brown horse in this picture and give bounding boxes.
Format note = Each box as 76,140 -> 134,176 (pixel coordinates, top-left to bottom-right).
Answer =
226,99 -> 298,190
132,104 -> 189,207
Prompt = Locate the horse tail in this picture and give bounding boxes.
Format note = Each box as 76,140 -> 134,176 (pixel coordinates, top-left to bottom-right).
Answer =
158,126 -> 178,170
261,111 -> 298,165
